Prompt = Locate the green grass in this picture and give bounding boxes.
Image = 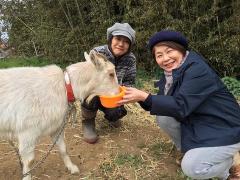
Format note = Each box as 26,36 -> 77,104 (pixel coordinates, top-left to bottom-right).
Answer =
114,153 -> 143,168
148,141 -> 173,160
0,57 -> 54,68
176,170 -> 192,180
99,162 -> 114,173
135,68 -> 151,88
135,67 -> 163,95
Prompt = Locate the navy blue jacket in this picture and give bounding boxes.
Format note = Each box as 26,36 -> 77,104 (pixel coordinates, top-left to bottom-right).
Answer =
140,51 -> 240,153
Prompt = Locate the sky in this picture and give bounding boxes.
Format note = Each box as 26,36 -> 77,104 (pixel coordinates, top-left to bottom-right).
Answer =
0,11 -> 9,43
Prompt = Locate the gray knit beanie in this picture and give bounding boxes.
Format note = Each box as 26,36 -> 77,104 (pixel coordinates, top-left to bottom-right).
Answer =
107,23 -> 136,44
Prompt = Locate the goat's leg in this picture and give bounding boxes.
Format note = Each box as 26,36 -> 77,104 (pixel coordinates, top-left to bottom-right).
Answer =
51,132 -> 79,174
18,135 -> 36,180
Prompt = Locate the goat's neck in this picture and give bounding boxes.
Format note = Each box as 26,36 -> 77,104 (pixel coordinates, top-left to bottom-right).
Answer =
66,64 -> 97,103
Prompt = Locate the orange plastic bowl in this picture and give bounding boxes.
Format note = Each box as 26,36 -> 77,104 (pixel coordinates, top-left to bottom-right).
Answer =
99,86 -> 125,108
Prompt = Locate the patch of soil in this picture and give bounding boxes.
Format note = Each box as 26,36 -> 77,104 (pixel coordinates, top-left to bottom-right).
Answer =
0,103 -> 182,180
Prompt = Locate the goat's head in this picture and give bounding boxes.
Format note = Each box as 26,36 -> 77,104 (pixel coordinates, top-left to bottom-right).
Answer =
66,50 -> 119,102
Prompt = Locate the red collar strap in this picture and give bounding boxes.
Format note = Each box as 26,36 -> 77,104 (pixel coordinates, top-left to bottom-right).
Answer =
64,71 -> 75,102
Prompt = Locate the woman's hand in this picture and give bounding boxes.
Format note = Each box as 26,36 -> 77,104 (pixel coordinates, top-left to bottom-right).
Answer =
117,87 -> 149,105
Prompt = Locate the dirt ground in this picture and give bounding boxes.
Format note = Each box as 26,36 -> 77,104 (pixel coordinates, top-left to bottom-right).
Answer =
0,103 -> 182,180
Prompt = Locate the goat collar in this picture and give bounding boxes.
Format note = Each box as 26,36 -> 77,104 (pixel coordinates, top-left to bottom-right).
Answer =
64,71 -> 75,102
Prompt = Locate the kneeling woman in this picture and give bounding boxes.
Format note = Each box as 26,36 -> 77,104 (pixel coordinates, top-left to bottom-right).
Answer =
118,30 -> 240,180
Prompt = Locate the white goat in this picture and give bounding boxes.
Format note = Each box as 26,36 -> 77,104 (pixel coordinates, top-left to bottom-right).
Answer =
0,51 -> 119,180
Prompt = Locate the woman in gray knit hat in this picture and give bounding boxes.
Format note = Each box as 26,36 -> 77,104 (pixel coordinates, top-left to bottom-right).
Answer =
81,22 -> 137,144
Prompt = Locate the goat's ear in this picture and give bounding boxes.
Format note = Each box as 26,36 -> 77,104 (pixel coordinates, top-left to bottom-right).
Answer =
89,50 -> 105,70
96,53 -> 108,62
84,51 -> 91,62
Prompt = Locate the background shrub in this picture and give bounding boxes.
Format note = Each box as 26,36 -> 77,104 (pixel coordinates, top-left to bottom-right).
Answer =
1,0 -> 240,77
222,76 -> 240,100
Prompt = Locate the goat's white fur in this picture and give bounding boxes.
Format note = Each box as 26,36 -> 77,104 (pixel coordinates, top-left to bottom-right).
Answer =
0,51 -> 119,180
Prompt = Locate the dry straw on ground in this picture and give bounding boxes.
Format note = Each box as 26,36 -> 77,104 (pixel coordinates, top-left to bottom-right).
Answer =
0,101 -> 184,180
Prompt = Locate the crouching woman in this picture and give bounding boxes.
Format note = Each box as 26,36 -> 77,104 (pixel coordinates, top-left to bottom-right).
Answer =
118,30 -> 240,180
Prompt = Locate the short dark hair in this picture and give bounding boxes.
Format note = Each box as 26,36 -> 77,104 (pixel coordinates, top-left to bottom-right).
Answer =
153,41 -> 187,57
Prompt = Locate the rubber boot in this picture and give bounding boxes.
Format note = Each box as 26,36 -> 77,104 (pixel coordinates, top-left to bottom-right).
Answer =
81,106 -> 98,144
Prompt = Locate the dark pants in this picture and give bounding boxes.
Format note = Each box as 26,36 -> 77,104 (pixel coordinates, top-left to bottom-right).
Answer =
81,96 -> 127,122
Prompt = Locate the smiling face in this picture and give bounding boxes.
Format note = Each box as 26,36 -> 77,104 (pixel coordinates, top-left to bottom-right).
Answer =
111,35 -> 130,57
153,44 -> 184,72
